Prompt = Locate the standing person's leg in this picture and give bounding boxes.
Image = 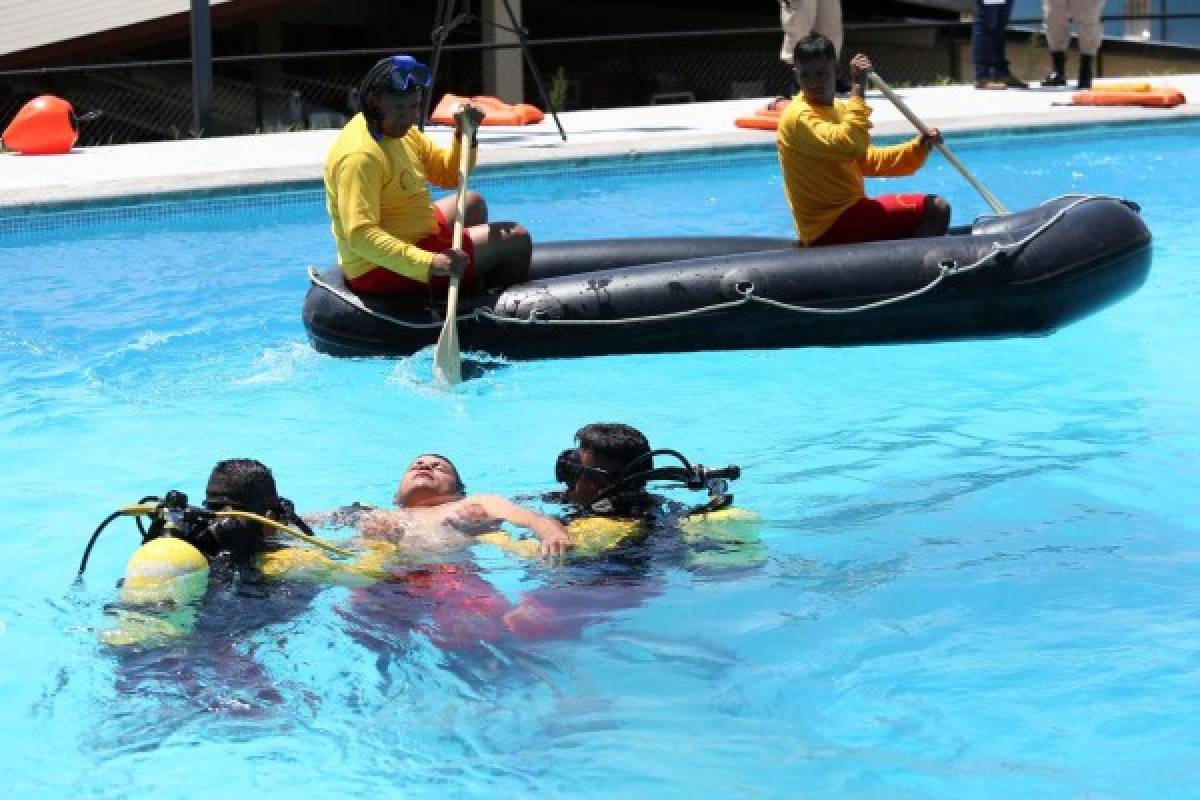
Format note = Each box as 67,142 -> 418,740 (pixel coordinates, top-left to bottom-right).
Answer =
813,0 -> 845,90
994,0 -> 1022,82
779,1 -> 818,65
814,0 -> 843,59
1044,0 -> 1070,52
1075,0 -> 1105,88
972,1 -> 1006,83
1043,0 -> 1069,86
1073,0 -> 1105,55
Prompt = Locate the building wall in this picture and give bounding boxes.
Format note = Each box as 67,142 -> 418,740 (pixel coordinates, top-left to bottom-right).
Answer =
0,1 -> 233,58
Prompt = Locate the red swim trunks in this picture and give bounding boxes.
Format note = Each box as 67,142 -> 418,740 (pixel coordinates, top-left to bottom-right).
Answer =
346,206 -> 478,295
813,193 -> 930,247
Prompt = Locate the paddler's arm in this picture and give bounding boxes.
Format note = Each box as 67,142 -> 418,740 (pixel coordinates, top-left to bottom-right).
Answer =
421,105 -> 482,187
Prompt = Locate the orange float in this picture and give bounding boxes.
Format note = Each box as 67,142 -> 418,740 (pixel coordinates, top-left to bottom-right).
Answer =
734,97 -> 791,131
1072,86 -> 1186,108
2,95 -> 79,154
431,93 -> 544,126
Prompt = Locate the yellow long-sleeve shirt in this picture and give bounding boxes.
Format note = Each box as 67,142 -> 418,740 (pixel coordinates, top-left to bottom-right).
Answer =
323,113 -> 476,282
777,95 -> 930,245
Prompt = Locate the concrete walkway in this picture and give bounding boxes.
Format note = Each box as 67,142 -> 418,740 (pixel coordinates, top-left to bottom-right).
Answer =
2,75 -> 1198,211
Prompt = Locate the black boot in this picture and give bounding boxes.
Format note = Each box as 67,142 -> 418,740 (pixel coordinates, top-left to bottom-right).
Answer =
1078,55 -> 1094,90
1043,51 -> 1067,87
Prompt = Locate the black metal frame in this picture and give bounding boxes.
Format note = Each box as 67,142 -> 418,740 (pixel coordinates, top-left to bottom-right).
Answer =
189,0 -> 213,136
424,0 -> 566,140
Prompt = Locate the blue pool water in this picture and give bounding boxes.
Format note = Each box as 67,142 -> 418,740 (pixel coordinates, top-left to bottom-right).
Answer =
2,120 -> 1199,798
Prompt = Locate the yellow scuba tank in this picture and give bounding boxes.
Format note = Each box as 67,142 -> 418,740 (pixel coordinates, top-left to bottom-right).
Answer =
680,507 -> 766,570
100,537 -> 210,647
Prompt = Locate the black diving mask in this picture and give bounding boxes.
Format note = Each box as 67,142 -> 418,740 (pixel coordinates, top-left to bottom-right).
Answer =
555,448 -> 614,489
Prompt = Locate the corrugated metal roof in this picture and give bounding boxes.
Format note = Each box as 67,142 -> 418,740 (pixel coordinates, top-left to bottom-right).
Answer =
0,1 -> 233,58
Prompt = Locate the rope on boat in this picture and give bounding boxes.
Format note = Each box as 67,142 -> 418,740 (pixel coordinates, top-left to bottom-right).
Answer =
477,195 -> 1116,327
306,267 -> 473,329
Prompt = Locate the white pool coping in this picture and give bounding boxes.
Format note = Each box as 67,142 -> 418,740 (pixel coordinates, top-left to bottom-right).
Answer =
2,75 -> 1198,211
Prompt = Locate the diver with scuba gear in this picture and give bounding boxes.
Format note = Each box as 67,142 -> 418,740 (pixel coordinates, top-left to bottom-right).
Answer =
476,423 -> 756,565
81,458 -> 377,648
82,437 -> 758,661
554,422 -> 741,519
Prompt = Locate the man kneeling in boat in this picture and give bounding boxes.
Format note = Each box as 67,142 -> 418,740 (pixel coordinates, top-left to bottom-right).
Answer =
324,54 -> 532,295
778,34 -> 951,247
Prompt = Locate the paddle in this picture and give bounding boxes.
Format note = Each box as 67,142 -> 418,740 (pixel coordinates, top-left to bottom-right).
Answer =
866,71 -> 1009,215
432,107 -> 482,387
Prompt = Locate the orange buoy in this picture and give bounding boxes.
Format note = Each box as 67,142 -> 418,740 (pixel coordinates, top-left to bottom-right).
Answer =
1072,87 -> 1186,108
2,95 -> 79,155
734,97 -> 791,131
431,93 -> 545,126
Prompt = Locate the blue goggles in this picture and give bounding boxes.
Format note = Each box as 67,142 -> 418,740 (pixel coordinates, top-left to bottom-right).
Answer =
378,55 -> 433,94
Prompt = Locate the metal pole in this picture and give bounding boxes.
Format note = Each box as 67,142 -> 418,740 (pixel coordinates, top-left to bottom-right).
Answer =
190,0 -> 213,136
483,0 -> 522,102
499,0 -> 566,141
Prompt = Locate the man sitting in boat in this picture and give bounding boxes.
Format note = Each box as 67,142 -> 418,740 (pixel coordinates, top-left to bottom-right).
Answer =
777,34 -> 951,246
323,54 -> 533,295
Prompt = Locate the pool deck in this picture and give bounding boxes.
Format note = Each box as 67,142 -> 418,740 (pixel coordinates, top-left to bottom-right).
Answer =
2,74 -> 1198,211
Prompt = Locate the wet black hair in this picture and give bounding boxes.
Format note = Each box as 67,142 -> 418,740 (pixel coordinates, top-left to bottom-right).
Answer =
199,458 -> 296,565
575,423 -> 652,489
204,458 -> 281,515
793,32 -> 837,69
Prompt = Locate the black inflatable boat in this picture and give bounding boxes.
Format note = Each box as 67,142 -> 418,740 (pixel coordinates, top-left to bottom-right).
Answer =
302,195 -> 1151,360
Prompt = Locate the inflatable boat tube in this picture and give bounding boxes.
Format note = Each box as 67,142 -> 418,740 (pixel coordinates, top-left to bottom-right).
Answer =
302,195 -> 1151,360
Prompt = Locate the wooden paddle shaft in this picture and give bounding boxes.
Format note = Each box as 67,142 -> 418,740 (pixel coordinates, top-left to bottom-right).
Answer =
866,72 -> 1009,215
433,116 -> 479,386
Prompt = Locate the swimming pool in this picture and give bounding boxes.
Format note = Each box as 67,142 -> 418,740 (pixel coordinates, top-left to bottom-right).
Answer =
2,120 -> 1198,798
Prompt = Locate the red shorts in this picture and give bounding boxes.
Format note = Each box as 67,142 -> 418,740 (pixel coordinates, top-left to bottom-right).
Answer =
346,206 -> 478,295
813,193 -> 930,247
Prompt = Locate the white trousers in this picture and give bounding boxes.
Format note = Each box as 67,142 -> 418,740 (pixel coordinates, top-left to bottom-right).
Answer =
780,0 -> 844,64
1044,0 -> 1105,55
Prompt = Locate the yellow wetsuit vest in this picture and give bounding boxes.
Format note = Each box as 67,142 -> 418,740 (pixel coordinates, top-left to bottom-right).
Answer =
777,95 -> 929,245
323,113 -> 475,282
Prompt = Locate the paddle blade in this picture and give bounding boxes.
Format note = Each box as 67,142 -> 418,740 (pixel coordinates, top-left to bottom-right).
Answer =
433,277 -> 462,386
433,323 -> 461,385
